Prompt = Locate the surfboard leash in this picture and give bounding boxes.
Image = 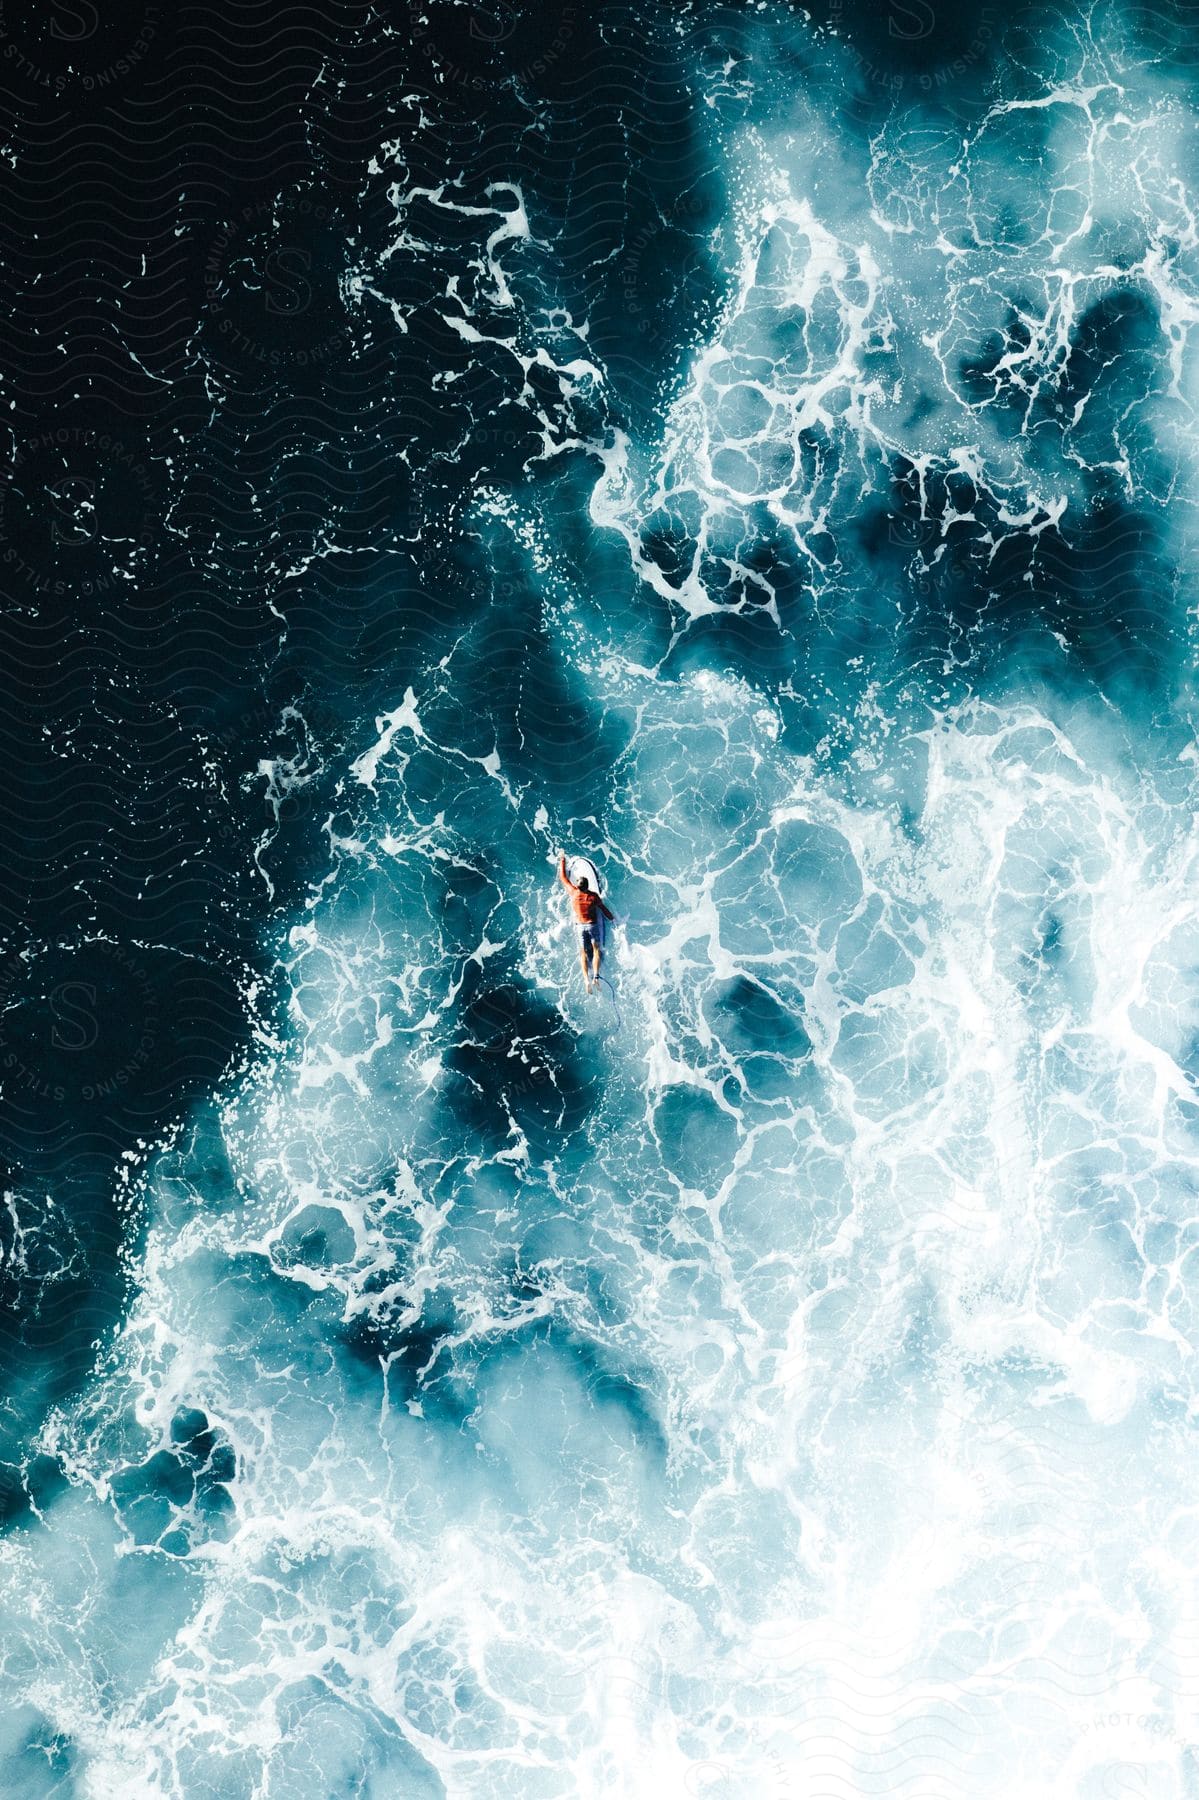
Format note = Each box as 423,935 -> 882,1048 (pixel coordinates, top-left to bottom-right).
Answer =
598,971 -> 622,1031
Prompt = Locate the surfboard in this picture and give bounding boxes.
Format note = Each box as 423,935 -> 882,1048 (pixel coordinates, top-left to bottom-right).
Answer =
566,854 -> 605,946
566,855 -> 603,895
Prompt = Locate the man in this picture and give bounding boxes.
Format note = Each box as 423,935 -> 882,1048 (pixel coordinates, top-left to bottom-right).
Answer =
558,854 -> 614,994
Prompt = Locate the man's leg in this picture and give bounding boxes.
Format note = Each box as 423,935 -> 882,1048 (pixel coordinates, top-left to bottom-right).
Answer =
592,941 -> 603,986
580,939 -> 592,988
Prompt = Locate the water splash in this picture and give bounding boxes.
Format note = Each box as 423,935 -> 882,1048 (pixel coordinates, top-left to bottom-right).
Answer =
4,6 -> 1199,1797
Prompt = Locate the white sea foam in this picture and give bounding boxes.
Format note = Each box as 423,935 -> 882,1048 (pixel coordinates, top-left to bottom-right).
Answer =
1,648 -> 1196,1795
4,9 -> 1199,1797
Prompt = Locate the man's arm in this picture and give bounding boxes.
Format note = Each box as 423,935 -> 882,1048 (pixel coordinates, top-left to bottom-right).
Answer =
599,897 -> 615,921
557,854 -> 575,891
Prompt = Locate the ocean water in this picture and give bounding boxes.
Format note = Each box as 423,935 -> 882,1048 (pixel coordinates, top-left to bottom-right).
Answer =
3,1 -> 1199,1794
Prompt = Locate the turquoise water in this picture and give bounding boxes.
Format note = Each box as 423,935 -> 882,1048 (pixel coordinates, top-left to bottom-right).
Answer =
5,3 -> 1199,1794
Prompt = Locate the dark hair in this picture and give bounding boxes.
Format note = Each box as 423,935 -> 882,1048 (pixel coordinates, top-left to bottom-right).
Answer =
577,876 -> 589,891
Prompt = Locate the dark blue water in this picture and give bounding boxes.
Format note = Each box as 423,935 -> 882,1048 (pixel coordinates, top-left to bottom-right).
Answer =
1,2 -> 1198,1794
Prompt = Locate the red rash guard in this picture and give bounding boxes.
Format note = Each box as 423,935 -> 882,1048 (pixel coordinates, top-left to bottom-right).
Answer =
560,860 -> 612,926
569,887 -> 601,925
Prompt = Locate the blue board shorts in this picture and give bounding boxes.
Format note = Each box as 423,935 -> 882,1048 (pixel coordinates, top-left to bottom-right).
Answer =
581,925 -> 600,954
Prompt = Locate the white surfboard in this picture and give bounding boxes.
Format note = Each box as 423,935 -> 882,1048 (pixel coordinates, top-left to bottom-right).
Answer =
566,855 -> 603,894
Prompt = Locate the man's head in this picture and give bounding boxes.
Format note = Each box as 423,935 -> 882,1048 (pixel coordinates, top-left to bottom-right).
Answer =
577,876 -> 590,891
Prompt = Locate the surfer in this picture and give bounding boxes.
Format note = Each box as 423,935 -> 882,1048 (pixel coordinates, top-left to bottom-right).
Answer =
558,853 -> 614,994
